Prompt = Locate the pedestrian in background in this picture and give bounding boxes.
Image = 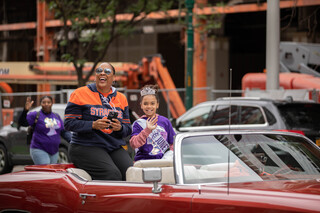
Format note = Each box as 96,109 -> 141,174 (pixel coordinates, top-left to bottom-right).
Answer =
18,96 -> 71,165
130,84 -> 175,161
64,62 -> 133,181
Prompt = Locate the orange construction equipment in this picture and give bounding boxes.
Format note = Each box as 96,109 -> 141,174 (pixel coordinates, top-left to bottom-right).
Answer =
0,82 -> 14,126
1,55 -> 186,122
1,109 -> 14,126
242,72 -> 320,91
242,72 -> 320,102
142,56 -> 186,118
120,55 -> 186,118
0,82 -> 13,94
242,42 -> 320,102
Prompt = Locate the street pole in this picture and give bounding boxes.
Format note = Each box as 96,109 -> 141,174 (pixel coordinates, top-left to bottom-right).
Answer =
185,0 -> 194,110
0,94 -> 2,127
266,0 -> 280,90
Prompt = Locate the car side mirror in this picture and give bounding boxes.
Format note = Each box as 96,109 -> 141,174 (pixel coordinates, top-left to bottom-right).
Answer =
171,118 -> 176,128
171,118 -> 181,131
175,121 -> 181,131
142,168 -> 162,193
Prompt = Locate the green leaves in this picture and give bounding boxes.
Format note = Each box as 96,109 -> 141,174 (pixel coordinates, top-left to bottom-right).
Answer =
44,0 -> 177,86
59,40 -> 67,47
76,59 -> 87,67
61,53 -> 73,63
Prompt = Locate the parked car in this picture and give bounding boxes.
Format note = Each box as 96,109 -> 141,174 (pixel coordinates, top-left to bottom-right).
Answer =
0,103 -> 70,174
174,97 -> 320,146
0,130 -> 320,212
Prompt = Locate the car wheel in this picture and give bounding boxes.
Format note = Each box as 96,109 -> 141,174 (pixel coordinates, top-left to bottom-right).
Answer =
57,146 -> 69,163
0,144 -> 13,174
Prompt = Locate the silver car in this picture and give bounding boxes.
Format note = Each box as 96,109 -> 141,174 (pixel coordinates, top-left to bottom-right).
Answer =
175,97 -> 320,146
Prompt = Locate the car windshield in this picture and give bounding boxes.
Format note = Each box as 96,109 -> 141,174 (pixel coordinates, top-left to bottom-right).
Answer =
181,133 -> 320,184
277,103 -> 320,130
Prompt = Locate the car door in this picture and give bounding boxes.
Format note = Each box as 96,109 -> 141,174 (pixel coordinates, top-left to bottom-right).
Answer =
6,125 -> 31,162
209,104 -> 268,130
76,181 -> 197,213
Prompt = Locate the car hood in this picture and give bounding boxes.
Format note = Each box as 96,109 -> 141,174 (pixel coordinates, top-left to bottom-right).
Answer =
0,124 -> 20,136
196,179 -> 320,212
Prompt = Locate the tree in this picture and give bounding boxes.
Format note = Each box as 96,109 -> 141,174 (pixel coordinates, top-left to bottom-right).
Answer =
45,0 -> 175,87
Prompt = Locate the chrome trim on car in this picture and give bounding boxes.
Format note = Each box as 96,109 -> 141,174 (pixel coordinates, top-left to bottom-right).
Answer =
178,123 -> 269,132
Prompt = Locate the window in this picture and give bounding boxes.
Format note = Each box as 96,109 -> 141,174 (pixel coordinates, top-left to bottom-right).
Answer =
181,135 -> 261,184
180,133 -> 320,184
210,105 -> 238,125
263,107 -> 276,125
277,104 -> 320,130
178,105 -> 212,127
239,106 -> 265,124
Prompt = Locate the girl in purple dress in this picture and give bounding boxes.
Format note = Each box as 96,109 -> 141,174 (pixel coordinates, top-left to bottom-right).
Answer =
130,84 -> 175,161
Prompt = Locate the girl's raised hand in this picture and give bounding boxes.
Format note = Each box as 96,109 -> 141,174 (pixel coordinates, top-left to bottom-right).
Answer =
147,115 -> 158,131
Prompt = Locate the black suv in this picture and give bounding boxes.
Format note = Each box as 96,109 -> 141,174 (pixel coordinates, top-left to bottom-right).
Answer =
175,97 -> 320,146
0,104 -> 70,174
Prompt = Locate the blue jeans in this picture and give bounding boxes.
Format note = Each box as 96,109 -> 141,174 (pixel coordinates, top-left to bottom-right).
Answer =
30,148 -> 59,165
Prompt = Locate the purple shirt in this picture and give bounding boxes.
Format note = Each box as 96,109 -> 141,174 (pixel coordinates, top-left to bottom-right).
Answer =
131,115 -> 175,161
27,110 -> 64,155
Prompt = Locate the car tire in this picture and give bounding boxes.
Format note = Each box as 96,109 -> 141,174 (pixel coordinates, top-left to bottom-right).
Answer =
57,146 -> 69,164
0,144 -> 14,174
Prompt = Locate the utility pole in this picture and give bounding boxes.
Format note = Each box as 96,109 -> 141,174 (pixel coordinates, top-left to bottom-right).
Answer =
266,0 -> 280,90
193,0 -> 207,106
185,0 -> 194,110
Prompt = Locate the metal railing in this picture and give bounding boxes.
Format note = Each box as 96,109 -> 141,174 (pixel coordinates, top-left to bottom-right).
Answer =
1,87 -> 319,126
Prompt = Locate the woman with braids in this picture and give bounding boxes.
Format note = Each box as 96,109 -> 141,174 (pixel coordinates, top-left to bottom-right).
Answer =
130,84 -> 175,161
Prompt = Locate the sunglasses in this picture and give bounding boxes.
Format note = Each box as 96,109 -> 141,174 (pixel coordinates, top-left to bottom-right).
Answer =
95,67 -> 113,75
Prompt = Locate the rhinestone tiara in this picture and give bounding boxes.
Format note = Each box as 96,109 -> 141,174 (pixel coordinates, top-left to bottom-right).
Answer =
140,87 -> 156,96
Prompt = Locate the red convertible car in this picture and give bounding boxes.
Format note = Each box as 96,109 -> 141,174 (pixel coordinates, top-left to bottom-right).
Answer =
0,130 -> 320,213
